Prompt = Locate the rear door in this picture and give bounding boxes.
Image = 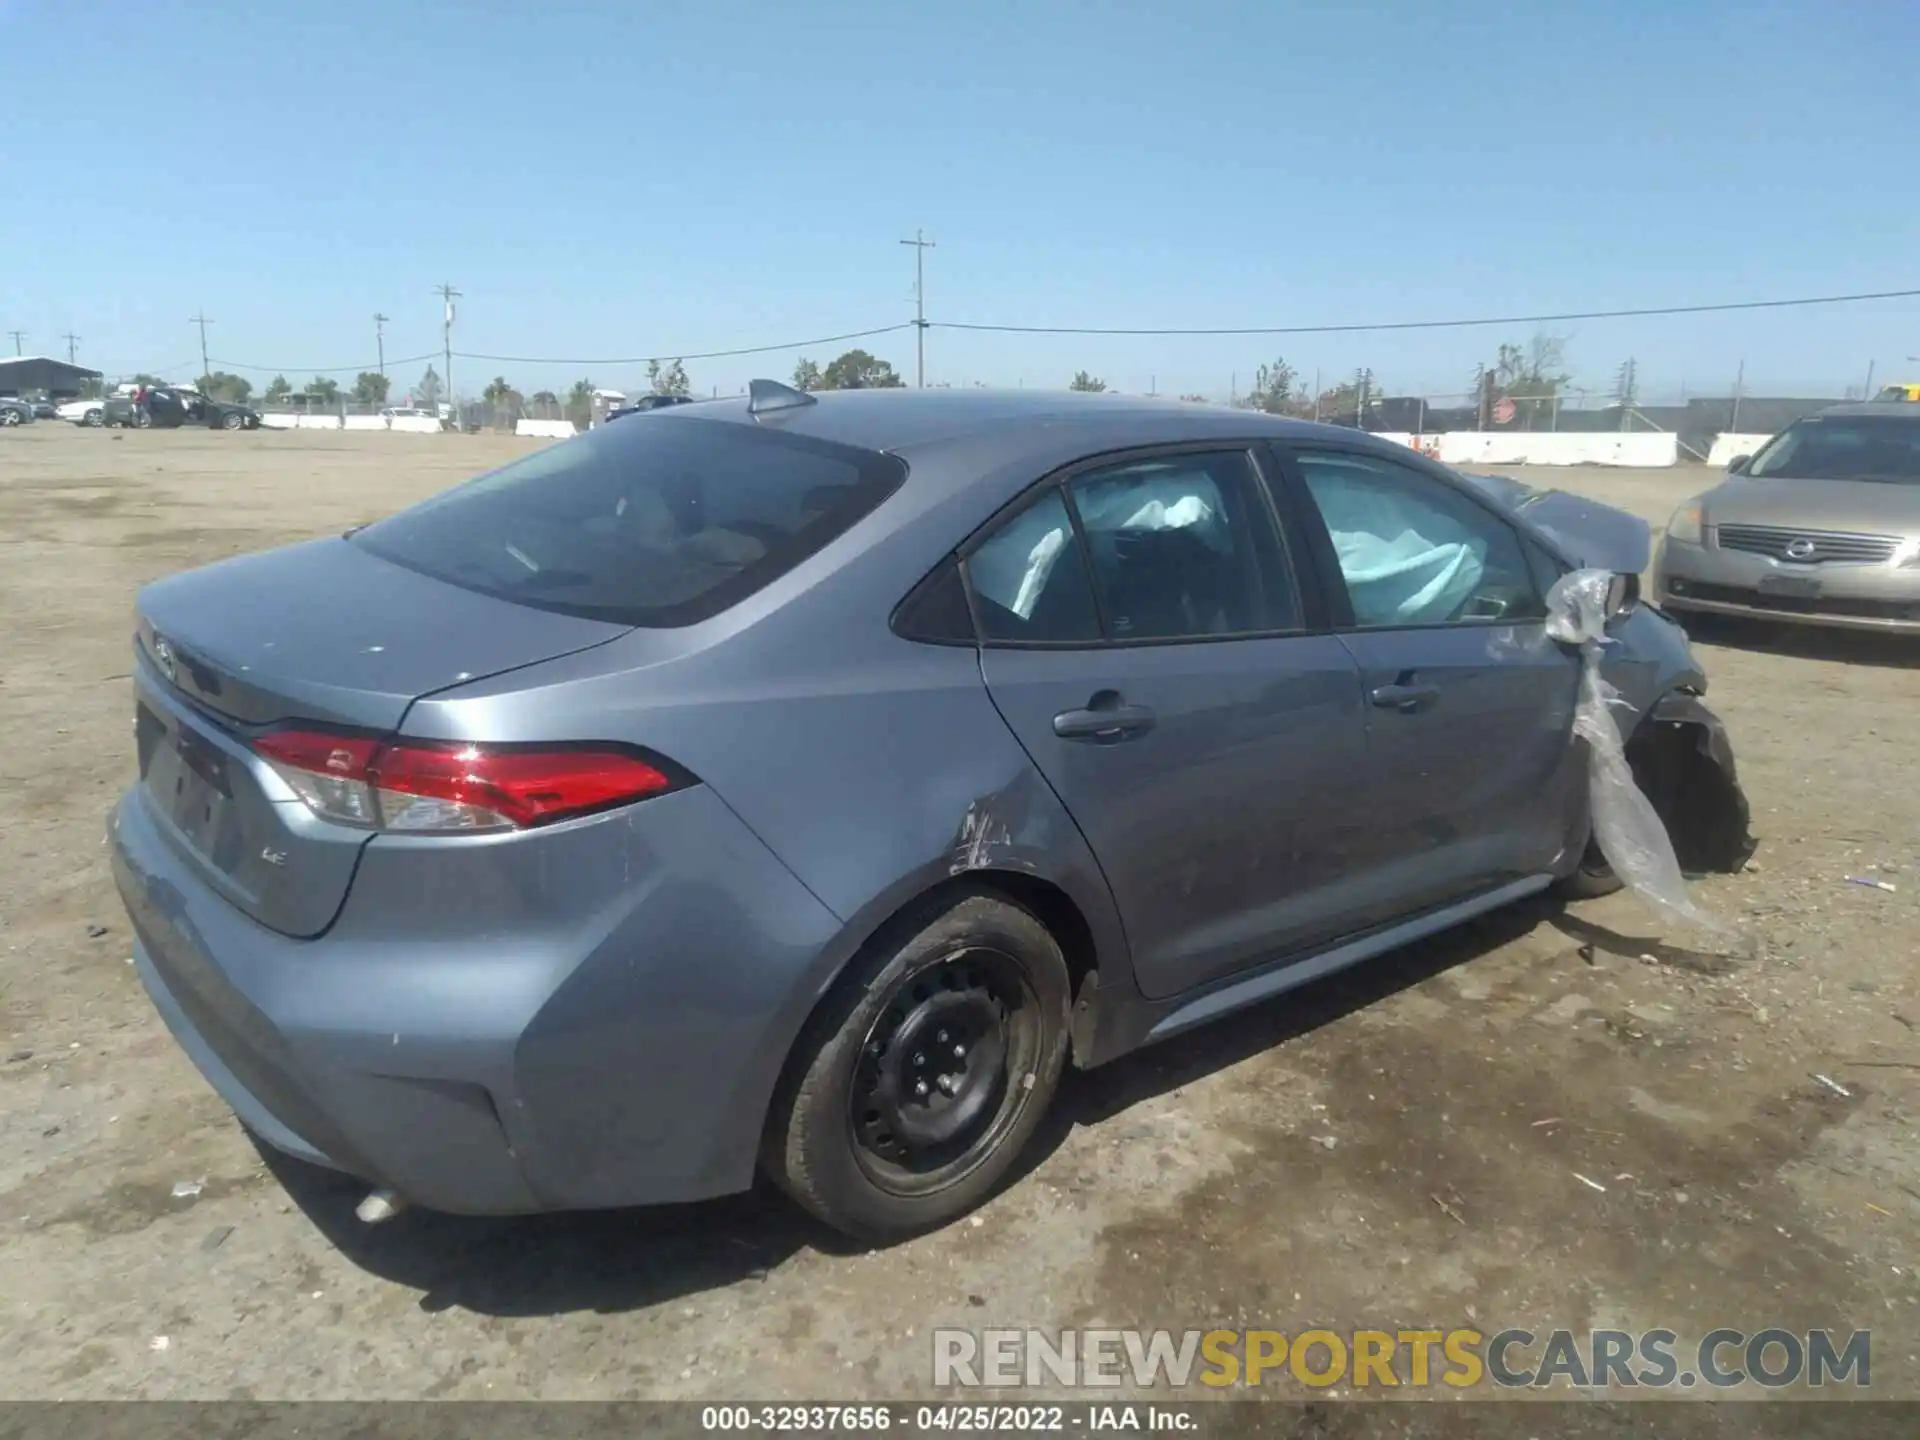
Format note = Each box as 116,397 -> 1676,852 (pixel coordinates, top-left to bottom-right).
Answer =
972,447 -> 1370,1001
1271,443 -> 1581,922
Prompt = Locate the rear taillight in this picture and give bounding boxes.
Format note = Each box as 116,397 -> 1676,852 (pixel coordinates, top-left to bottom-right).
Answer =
253,729 -> 680,833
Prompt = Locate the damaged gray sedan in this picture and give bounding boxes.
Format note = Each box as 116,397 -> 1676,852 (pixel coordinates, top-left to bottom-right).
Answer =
111,386 -> 1754,1241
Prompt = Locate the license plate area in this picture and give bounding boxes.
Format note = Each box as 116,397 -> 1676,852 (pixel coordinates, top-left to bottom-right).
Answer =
1757,574 -> 1821,599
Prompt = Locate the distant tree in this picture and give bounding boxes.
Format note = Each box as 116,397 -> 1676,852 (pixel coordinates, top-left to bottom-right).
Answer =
530,389 -> 558,405
197,371 -> 252,404
131,373 -> 163,388
416,365 -> 444,408
1068,370 -> 1107,392
482,376 -> 515,403
646,358 -> 692,397
564,377 -> 595,430
1488,333 -> 1571,428
1240,357 -> 1301,415
352,372 -> 391,407
264,374 -> 292,404
790,356 -> 823,392
818,349 -> 904,390
305,376 -> 341,405
77,376 -> 105,399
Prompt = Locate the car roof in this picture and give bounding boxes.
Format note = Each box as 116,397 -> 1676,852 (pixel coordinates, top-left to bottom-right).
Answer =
1813,401 -> 1920,419
646,386 -> 1392,488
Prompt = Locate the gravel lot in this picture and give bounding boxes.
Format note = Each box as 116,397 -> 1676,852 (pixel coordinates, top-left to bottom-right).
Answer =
2,423 -> 1916,1401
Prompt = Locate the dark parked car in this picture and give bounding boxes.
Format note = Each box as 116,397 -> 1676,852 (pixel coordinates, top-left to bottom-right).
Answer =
111,385 -> 1753,1240
0,397 -> 34,426
104,387 -> 262,430
606,393 -> 696,421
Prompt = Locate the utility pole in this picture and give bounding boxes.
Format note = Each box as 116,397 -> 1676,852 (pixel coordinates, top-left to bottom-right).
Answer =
62,332 -> 79,365
189,312 -> 213,379
1730,359 -> 1744,435
7,331 -> 24,356
898,230 -> 935,387
435,283 -> 461,410
1862,359 -> 1876,400
374,313 -> 390,376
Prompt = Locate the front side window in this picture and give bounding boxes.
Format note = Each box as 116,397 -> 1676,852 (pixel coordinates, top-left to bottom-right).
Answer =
1747,416 -> 1920,484
352,416 -> 905,626
1294,450 -> 1544,627
1066,452 -> 1298,640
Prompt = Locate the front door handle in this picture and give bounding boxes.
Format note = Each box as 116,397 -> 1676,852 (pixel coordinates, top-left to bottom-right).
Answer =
1370,682 -> 1441,713
1053,699 -> 1156,741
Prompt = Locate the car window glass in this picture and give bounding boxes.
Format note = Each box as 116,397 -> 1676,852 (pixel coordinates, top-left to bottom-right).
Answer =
1295,451 -> 1545,627
353,416 -> 905,627
1748,417 -> 1920,483
966,488 -> 1102,643
1067,452 -> 1297,640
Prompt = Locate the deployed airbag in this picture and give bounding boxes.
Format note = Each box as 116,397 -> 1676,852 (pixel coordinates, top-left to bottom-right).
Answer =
1305,468 -> 1487,625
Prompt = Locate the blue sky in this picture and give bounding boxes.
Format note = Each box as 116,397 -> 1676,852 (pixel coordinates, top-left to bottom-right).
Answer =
4,0 -> 1917,403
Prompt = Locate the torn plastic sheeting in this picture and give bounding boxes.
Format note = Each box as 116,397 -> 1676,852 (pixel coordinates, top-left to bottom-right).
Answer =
1545,569 -> 1741,942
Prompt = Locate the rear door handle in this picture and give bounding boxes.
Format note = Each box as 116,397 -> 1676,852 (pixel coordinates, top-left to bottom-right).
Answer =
1053,701 -> 1156,741
1370,682 -> 1441,713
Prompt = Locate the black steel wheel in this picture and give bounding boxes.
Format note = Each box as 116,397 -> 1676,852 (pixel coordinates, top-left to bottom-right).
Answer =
848,944 -> 1040,1195
764,890 -> 1072,1241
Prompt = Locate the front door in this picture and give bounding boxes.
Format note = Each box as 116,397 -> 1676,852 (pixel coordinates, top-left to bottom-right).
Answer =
969,448 -> 1371,1000
1275,444 -> 1583,925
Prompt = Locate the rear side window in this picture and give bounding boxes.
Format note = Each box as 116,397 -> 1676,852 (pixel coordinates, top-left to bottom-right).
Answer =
352,417 -> 905,626
965,489 -> 1102,644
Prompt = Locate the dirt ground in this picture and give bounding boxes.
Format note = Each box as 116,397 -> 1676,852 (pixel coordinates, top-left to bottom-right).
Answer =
1,423 -> 1915,1402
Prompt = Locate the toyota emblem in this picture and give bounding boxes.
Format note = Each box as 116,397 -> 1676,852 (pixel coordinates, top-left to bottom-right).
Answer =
152,635 -> 177,682
1784,538 -> 1817,561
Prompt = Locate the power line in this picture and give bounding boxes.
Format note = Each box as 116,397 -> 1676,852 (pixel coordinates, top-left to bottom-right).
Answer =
453,321 -> 914,367
930,286 -> 1920,337
207,352 -> 438,376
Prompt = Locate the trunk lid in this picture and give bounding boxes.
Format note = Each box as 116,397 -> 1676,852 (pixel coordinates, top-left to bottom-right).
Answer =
133,537 -> 629,937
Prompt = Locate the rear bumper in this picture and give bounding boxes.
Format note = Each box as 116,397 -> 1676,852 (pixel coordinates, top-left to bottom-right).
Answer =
110,780 -> 845,1215
1656,537 -> 1920,634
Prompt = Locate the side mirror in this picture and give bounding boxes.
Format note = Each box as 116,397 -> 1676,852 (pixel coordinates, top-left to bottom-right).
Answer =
1727,454 -> 1751,475
1606,572 -> 1640,619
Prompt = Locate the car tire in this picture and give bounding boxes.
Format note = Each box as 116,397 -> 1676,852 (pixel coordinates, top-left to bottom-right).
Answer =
0,410 -> 20,426
84,409 -> 103,427
763,889 -> 1072,1242
222,412 -> 244,430
1553,835 -> 1624,900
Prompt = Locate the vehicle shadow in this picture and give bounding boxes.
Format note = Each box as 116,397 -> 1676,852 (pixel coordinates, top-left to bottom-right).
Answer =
269,898 -> 1548,1318
1684,613 -> 1920,671
1540,908 -> 1742,976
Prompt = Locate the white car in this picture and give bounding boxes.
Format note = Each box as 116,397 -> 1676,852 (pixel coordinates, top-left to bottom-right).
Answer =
57,398 -> 106,427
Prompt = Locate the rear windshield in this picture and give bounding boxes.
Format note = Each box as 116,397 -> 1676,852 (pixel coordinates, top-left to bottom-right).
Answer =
352,415 -> 906,626
1747,416 -> 1920,484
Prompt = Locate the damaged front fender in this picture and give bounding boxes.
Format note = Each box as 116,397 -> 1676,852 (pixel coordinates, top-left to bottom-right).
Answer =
1630,690 -> 1759,876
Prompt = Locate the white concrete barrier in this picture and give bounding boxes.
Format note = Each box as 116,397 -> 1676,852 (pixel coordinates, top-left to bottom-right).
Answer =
1707,433 -> 1772,467
293,413 -> 343,430
259,412 -> 297,430
388,414 -> 442,433
342,415 -> 389,432
514,419 -> 577,439
1377,432 -> 1676,466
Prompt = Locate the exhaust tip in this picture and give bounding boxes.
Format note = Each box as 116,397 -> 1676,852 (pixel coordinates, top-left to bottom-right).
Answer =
355,1188 -> 408,1225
